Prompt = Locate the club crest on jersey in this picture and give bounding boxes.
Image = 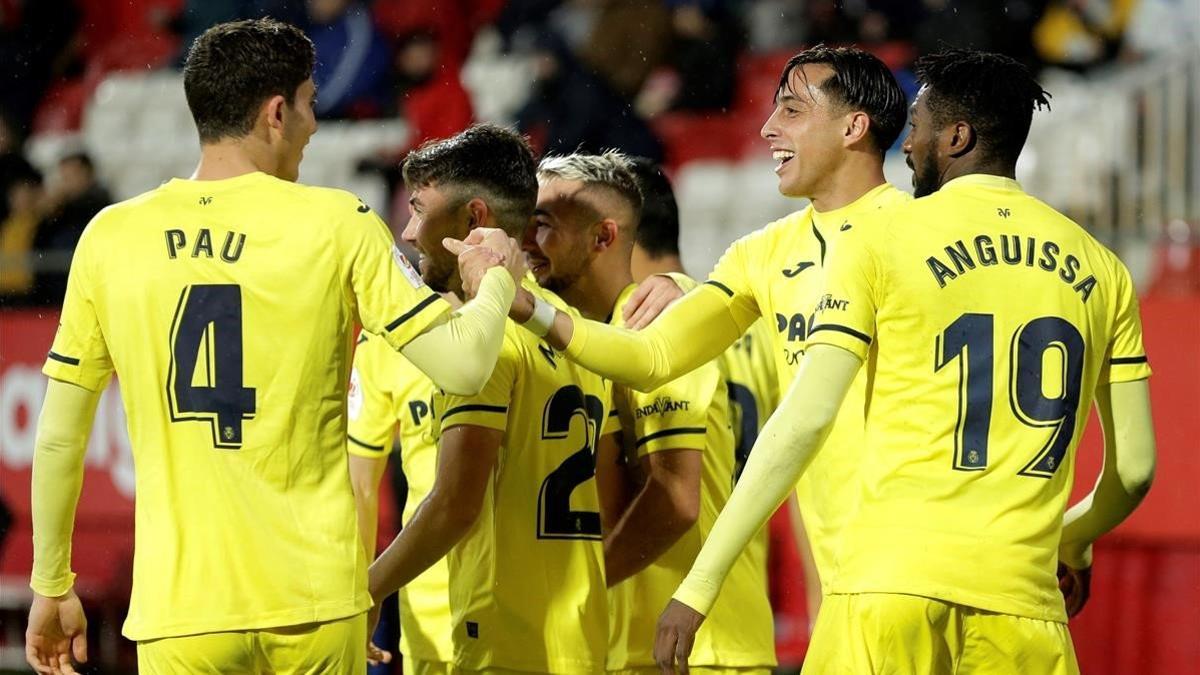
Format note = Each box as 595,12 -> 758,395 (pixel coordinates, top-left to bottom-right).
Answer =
393,246 -> 425,289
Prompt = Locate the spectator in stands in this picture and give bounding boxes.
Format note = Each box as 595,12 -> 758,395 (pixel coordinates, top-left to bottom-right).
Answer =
393,30 -> 474,149
0,111 -> 37,224
0,165 -> 43,304
519,36 -> 664,162
579,0 -> 672,100
33,152 -> 112,304
0,0 -> 81,137
307,0 -> 393,119
172,0 -> 307,59
638,0 -> 745,116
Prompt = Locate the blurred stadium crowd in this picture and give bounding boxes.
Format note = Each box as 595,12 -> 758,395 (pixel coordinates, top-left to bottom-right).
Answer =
1,0 -> 1198,310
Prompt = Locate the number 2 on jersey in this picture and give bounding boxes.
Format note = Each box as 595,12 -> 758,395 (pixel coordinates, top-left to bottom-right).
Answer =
167,284 -> 257,449
936,313 -> 1084,477
537,385 -> 605,540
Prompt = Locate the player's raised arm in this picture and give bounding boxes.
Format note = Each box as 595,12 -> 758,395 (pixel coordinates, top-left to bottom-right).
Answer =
348,206 -> 519,397
456,228 -> 753,393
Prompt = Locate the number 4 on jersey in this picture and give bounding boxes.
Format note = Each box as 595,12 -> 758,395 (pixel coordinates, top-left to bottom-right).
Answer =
167,284 -> 257,449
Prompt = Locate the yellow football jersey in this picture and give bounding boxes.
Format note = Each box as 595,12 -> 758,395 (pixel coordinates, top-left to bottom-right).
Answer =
808,174 -> 1152,622
346,331 -> 451,663
606,283 -> 776,670
706,182 -> 912,585
435,287 -> 612,674
42,171 -> 452,641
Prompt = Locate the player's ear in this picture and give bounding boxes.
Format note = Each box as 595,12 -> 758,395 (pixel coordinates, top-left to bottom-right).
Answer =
947,120 -> 976,158
464,197 -> 489,232
595,219 -> 618,250
844,110 -> 871,148
264,94 -> 287,133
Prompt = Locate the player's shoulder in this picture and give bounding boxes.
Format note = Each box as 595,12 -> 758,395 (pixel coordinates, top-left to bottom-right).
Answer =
755,206 -> 814,243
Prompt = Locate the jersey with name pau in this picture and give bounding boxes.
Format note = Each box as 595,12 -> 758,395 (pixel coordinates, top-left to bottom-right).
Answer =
705,183 -> 912,585
435,286 -> 612,674
605,283 -> 775,669
808,174 -> 1152,622
42,172 -> 451,641
347,331 -> 450,663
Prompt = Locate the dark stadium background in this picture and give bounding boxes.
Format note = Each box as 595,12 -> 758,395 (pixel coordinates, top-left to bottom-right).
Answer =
0,0 -> 1196,673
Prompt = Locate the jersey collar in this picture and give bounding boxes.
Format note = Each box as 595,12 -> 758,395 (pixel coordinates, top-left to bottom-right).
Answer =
810,182 -> 895,240
940,173 -> 1023,193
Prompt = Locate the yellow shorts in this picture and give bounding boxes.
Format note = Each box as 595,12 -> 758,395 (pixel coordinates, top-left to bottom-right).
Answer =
137,613 -> 366,675
405,655 -> 453,675
803,593 -> 1079,675
609,662 -> 768,667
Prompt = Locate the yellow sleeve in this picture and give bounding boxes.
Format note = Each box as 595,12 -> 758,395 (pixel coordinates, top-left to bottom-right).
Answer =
1100,261 -> 1152,384
342,199 -> 453,349
42,227 -> 114,392
805,224 -> 883,360
30,379 -> 103,597
438,330 -> 522,433
706,236 -> 768,327
565,284 -> 753,392
347,334 -> 398,459
624,361 -> 719,456
1059,379 -> 1156,568
673,345 -> 862,614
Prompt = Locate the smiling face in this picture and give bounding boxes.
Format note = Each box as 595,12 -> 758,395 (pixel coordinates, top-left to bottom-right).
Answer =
401,183 -> 469,292
902,85 -> 943,198
524,177 -> 599,294
759,64 -> 851,198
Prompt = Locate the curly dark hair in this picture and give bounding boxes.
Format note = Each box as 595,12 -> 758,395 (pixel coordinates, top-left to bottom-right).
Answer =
402,124 -> 538,237
183,19 -> 315,144
914,48 -> 1051,167
777,45 -> 908,157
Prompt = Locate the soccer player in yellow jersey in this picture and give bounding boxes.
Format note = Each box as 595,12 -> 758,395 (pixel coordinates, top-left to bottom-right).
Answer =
366,128 -> 613,674
657,49 -> 1157,674
24,20 -> 522,675
524,152 -> 776,675
496,47 -> 911,612
346,330 -> 451,675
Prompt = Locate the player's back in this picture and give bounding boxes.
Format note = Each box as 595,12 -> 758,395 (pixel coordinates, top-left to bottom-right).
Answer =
436,287 -> 611,674
44,172 -> 438,640
817,174 -> 1150,622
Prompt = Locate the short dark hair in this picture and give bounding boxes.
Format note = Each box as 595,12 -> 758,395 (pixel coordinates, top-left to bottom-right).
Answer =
402,124 -> 538,237
183,19 -> 315,144
914,49 -> 1051,167
628,158 -> 679,258
778,45 -> 907,157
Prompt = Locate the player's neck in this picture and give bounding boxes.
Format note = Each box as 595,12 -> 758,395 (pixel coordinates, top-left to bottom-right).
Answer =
564,264 -> 633,322
192,140 -> 279,181
632,252 -> 685,282
941,159 -> 1017,187
808,155 -> 888,213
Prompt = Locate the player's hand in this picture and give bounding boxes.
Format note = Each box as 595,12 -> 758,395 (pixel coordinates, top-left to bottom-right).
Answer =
1058,562 -> 1092,618
365,604 -> 392,667
623,274 -> 684,330
654,598 -> 705,675
445,237 -> 504,298
26,589 -> 88,675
